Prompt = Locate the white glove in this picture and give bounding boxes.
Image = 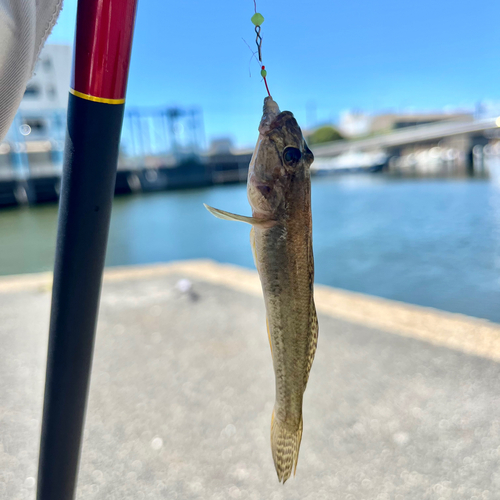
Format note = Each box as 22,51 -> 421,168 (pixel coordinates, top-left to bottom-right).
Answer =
0,0 -> 63,141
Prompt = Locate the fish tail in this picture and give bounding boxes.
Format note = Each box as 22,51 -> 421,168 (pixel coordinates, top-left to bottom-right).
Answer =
270,409 -> 303,483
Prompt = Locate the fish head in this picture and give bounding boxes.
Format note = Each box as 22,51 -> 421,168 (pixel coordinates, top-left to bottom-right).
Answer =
248,97 -> 314,220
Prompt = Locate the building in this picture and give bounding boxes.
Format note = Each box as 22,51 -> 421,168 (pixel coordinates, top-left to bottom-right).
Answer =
338,111 -> 371,138
20,44 -> 72,112
0,44 -> 71,204
15,44 -> 72,141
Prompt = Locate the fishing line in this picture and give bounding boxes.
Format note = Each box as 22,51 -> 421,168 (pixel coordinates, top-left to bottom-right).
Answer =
241,38 -> 261,77
250,3 -> 271,97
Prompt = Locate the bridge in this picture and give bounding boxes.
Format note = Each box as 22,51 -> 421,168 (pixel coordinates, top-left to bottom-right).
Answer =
311,117 -> 500,157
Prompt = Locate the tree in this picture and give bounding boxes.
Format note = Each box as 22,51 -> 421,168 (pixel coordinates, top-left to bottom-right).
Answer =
308,126 -> 343,145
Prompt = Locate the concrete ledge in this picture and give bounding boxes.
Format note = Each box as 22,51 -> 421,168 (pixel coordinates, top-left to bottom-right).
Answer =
2,259 -> 500,497
1,259 -> 499,363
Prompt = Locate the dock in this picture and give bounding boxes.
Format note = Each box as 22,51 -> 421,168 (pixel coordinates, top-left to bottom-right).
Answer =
1,260 -> 500,498
0,150 -> 253,209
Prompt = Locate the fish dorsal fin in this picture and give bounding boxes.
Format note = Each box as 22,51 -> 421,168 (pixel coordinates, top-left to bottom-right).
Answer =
204,204 -> 272,226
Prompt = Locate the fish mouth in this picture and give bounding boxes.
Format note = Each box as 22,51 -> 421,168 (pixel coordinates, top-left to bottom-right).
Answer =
259,96 -> 281,134
258,98 -> 301,143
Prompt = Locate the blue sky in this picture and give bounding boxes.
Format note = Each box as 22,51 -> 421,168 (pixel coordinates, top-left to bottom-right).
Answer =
49,0 -> 500,148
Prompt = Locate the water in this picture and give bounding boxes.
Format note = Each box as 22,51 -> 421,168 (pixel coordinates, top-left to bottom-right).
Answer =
1,176 -> 500,323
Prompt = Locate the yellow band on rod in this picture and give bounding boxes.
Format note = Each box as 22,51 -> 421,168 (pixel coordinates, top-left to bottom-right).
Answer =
69,88 -> 125,105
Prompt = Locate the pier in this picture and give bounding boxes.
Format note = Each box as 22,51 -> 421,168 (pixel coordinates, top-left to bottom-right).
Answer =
0,103 -> 254,209
1,260 -> 500,497
0,145 -> 253,208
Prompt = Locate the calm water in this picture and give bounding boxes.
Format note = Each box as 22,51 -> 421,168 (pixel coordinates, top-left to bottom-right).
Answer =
1,176 -> 500,323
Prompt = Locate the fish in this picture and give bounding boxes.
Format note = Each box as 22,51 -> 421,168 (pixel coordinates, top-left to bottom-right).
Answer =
204,96 -> 318,483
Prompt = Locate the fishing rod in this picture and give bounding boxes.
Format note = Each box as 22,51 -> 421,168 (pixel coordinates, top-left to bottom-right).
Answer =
36,1 -> 138,499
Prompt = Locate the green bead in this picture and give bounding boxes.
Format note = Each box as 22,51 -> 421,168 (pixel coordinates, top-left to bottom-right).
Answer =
251,13 -> 264,26
261,68 -> 267,77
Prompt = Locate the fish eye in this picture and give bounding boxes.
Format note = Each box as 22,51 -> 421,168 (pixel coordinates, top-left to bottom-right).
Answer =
283,147 -> 302,166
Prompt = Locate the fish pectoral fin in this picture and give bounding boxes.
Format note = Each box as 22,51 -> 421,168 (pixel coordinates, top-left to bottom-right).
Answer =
204,204 -> 255,224
204,204 -> 270,225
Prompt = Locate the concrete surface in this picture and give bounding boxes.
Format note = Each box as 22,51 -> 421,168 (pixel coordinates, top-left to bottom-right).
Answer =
1,260 -> 500,500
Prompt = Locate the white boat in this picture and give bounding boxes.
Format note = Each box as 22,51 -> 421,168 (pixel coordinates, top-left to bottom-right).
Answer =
311,150 -> 388,174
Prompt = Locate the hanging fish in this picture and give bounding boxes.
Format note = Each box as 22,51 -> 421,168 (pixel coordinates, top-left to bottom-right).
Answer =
205,96 -> 318,483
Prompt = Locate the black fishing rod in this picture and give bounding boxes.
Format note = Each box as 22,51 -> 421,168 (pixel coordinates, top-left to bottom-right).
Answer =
36,1 -> 138,498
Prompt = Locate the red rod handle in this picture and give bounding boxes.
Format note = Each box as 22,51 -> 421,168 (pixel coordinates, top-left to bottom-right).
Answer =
71,0 -> 138,103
